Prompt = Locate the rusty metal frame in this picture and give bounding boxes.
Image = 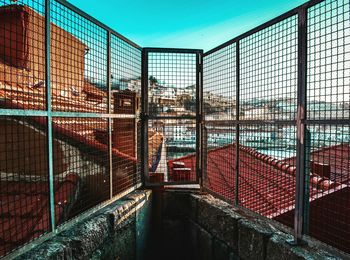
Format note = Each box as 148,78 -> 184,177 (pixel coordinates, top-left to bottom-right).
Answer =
2,0 -> 348,257
201,0 -> 335,246
141,48 -> 203,187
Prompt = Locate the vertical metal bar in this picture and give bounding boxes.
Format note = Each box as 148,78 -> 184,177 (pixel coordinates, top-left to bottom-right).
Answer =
303,128 -> 311,234
235,41 -> 240,206
294,6 -> 308,244
196,51 -> 203,187
106,31 -> 113,199
45,0 -> 55,232
141,49 -> 149,185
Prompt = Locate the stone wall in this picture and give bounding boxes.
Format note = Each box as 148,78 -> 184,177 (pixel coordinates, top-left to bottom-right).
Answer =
14,190 -> 152,260
12,189 -> 349,260
160,190 -> 348,260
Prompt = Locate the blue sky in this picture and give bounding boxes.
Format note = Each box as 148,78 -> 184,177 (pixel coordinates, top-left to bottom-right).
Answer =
68,0 -> 309,51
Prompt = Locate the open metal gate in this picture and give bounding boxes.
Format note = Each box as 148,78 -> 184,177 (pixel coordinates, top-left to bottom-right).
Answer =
141,48 -> 203,186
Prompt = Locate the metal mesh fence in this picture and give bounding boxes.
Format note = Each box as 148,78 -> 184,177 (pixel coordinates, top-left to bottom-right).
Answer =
147,52 -> 197,117
50,0 -> 108,113
307,0 -> 350,120
203,122 -> 236,202
203,43 -> 236,201
148,119 -> 197,183
0,0 -> 46,110
0,0 -> 141,257
304,0 -> 350,253
240,16 -> 298,121
110,33 -> 141,194
203,0 -> 350,254
305,124 -> 350,252
52,117 -> 110,224
0,0 -> 349,256
239,123 -> 297,224
143,49 -> 200,185
0,116 -> 50,256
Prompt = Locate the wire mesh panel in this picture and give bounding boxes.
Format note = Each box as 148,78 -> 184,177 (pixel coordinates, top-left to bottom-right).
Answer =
148,119 -> 197,183
240,15 -> 298,121
203,43 -> 236,201
147,52 -> 197,117
50,0 -> 108,113
308,0 -> 350,120
239,124 -> 297,227
303,124 -> 350,253
111,34 -> 141,95
110,37 -> 141,194
112,117 -> 139,195
52,117 -> 109,225
0,116 -> 50,256
0,0 -> 142,256
305,0 -> 350,253
143,49 -> 201,185
203,44 -> 236,121
0,0 -> 46,110
203,122 -> 236,202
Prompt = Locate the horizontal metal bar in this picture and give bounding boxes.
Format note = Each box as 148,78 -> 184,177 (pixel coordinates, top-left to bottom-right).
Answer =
204,120 -> 237,125
54,0 -> 141,50
205,119 -> 297,125
143,47 -> 203,54
305,119 -> 350,125
238,120 -> 297,125
0,109 -> 48,117
51,112 -> 137,119
0,109 -> 137,119
204,0 -> 324,56
145,181 -> 199,187
148,115 -> 197,120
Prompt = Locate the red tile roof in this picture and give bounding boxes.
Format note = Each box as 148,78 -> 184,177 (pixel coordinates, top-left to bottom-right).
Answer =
275,186 -> 350,254
283,143 -> 350,185
0,173 -> 80,256
169,143 -> 350,217
0,62 -> 137,165
169,143 -> 350,252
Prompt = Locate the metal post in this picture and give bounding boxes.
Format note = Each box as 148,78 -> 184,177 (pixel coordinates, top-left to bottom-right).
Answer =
303,128 -> 311,234
141,49 -> 149,185
293,6 -> 308,245
107,31 -> 113,199
196,51 -> 204,187
235,41 -> 240,206
45,0 -> 55,232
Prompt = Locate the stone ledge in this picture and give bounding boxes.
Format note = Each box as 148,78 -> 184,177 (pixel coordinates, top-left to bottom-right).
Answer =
194,194 -> 241,252
163,190 -> 346,260
238,218 -> 274,260
15,190 -> 151,260
266,232 -> 343,260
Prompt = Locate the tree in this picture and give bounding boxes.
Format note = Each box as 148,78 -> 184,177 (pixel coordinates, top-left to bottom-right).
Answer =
149,76 -> 158,86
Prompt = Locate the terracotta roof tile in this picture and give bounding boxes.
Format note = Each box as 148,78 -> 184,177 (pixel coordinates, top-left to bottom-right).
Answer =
169,143 -> 350,218
0,173 -> 80,256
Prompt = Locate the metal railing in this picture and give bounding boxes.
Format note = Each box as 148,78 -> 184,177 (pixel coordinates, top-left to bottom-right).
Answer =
0,0 -> 349,257
0,0 -> 141,257
203,0 -> 349,253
